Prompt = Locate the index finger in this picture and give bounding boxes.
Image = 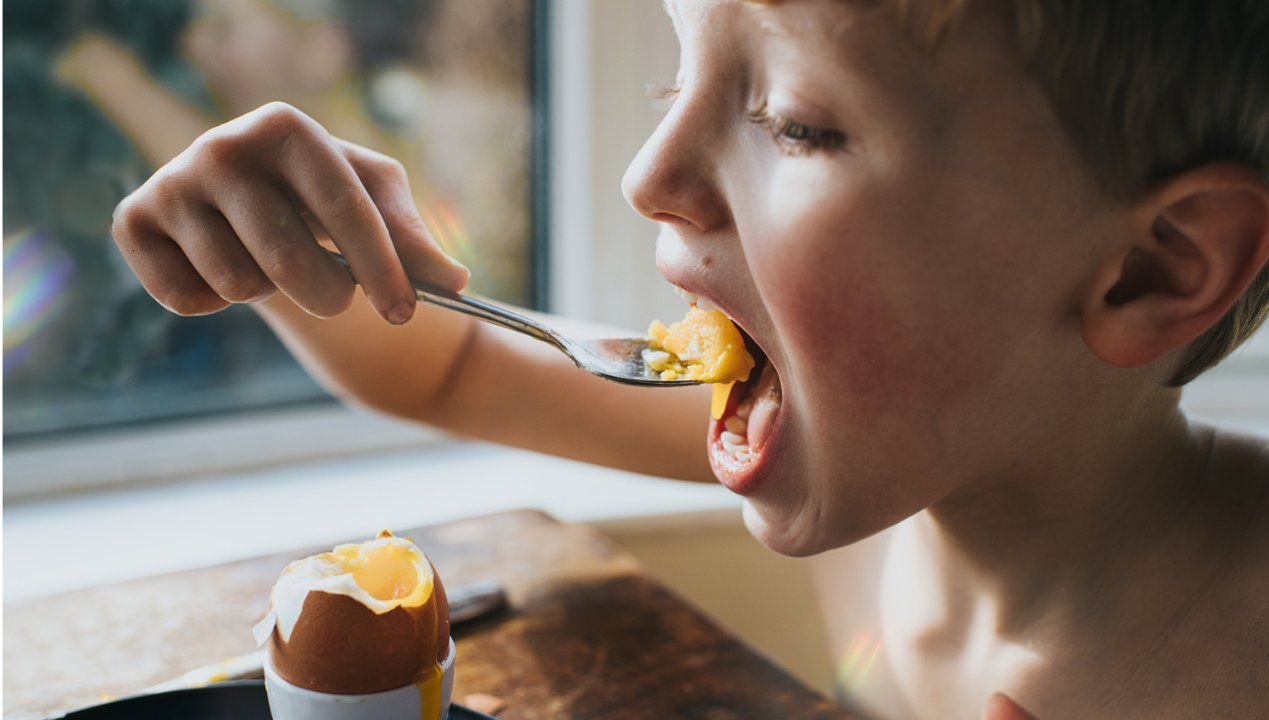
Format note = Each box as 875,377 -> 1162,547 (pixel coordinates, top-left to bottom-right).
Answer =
337,140 -> 470,292
257,105 -> 416,324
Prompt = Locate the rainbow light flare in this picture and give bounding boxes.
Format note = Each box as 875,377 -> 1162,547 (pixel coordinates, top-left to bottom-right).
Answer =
837,630 -> 884,696
417,195 -> 473,263
4,228 -> 77,370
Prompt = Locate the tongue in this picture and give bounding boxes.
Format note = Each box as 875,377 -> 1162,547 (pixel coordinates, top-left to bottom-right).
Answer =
746,362 -> 781,449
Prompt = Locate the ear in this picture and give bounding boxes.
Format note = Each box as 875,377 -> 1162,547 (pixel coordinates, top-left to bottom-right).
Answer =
1082,164 -> 1269,370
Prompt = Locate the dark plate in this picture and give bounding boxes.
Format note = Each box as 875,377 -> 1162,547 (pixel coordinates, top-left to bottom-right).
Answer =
48,680 -> 500,720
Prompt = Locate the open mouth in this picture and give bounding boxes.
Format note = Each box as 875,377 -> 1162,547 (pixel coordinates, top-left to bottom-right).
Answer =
707,323 -> 784,495
660,282 -> 786,495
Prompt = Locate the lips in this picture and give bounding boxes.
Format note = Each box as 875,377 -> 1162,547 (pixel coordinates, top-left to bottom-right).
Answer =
660,276 -> 787,497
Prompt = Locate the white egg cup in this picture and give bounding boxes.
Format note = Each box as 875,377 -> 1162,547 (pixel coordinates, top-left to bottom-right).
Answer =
264,638 -> 455,720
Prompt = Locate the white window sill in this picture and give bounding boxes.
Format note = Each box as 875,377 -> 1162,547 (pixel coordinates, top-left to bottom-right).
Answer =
2,442 -> 740,603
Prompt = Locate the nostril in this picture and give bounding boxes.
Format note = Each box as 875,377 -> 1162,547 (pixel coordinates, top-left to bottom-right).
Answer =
651,211 -> 690,226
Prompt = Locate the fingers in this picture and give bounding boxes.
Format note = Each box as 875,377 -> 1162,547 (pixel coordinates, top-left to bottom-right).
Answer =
111,101 -> 457,324
337,140 -> 470,292
982,693 -> 1038,720
216,180 -> 355,318
254,104 -> 418,323
160,203 -> 277,305
112,198 -> 230,316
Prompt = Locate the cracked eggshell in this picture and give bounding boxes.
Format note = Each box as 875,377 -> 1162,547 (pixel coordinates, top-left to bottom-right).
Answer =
267,560 -> 450,694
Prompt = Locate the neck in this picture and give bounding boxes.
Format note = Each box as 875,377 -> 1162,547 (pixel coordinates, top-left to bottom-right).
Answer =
920,389 -> 1213,629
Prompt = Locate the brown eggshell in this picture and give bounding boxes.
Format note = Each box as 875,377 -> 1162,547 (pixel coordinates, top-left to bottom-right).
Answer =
268,570 -> 450,694
430,560 -> 451,665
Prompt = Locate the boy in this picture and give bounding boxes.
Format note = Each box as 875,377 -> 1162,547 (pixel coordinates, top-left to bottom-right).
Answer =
109,0 -> 1269,717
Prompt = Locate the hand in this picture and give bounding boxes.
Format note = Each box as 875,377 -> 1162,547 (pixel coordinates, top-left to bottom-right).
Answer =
982,692 -> 1038,720
111,102 -> 469,324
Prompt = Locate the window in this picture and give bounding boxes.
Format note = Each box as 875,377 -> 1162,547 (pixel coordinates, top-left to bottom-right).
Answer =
3,0 -> 541,439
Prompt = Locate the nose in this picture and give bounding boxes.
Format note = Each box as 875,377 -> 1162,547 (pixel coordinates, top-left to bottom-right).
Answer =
621,96 -> 730,232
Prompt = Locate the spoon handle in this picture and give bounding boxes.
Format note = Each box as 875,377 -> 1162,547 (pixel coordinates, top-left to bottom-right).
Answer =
326,250 -> 563,349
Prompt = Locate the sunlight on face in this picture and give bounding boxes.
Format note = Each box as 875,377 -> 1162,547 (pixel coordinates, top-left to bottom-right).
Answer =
626,0 -> 1114,555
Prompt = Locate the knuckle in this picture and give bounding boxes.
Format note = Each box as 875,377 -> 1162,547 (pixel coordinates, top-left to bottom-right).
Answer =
259,245 -> 310,287
356,260 -> 404,294
110,196 -> 145,242
193,127 -> 250,169
321,189 -> 374,225
253,103 -> 320,156
310,283 -> 354,318
255,101 -> 305,129
396,211 -> 431,237
146,172 -> 190,210
211,271 -> 273,304
372,155 -> 408,182
161,287 -> 222,316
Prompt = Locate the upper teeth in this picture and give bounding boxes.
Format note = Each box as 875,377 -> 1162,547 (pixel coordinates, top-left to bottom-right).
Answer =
673,285 -> 721,313
674,286 -> 698,306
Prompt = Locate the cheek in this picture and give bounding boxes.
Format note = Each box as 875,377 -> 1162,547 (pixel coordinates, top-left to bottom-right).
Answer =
749,192 -> 956,415
745,172 -> 1049,463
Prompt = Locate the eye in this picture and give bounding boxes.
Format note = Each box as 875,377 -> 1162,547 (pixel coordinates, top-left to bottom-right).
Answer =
746,98 -> 846,155
646,79 -> 682,111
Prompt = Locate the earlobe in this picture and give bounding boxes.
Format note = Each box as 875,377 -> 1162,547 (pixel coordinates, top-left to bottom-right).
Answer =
1081,164 -> 1269,371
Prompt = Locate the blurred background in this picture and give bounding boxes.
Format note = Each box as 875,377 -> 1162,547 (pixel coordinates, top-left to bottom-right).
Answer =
4,0 -> 536,438
4,0 -> 1269,702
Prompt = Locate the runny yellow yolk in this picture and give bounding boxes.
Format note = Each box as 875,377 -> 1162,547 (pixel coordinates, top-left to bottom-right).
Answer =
325,531 -> 432,607
645,307 -> 755,420
350,543 -> 419,601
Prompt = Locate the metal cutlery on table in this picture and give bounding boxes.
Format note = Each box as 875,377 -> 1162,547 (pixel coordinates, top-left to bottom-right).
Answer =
328,251 -> 699,387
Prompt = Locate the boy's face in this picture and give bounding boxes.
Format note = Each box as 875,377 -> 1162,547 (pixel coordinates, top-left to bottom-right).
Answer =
624,0 -> 1122,555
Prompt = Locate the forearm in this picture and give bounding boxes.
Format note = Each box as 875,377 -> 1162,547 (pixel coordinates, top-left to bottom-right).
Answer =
256,291 -> 715,483
421,317 -> 715,483
255,289 -> 477,419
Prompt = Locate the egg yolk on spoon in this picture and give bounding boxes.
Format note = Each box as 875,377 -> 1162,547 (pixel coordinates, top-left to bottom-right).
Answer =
644,307 -> 755,419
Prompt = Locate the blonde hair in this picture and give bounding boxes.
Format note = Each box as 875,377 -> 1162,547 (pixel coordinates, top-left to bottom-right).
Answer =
999,1 -> 1269,384
750,0 -> 1269,384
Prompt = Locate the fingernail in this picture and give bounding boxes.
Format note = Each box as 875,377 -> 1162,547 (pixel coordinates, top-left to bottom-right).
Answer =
387,301 -> 414,325
448,260 -> 471,290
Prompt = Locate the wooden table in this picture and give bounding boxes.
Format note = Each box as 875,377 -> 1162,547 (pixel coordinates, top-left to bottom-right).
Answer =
4,509 -> 855,720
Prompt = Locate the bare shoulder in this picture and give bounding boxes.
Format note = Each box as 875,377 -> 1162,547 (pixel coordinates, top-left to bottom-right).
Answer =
1192,424 -> 1269,609
1151,424 -> 1269,717
1205,424 -> 1269,545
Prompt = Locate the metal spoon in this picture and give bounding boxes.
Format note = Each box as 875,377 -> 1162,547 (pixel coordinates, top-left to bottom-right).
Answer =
328,251 -> 698,386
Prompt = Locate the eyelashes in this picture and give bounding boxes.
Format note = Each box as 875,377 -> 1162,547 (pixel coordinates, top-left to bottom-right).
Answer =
745,98 -> 846,154
644,81 -> 846,155
645,80 -> 682,111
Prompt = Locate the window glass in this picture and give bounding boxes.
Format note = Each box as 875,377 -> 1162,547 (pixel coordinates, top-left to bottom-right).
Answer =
3,0 -> 536,438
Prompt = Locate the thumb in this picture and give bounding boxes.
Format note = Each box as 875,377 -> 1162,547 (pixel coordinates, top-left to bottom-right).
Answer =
982,692 -> 1038,720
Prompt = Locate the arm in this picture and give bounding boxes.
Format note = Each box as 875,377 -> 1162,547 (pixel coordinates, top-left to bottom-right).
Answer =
259,291 -> 714,482
112,102 -> 715,483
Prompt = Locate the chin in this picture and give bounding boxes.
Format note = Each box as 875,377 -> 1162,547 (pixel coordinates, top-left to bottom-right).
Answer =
741,477 -> 910,557
740,499 -> 833,558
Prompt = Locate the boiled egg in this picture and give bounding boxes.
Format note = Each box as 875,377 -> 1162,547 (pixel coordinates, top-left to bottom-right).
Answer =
253,531 -> 451,700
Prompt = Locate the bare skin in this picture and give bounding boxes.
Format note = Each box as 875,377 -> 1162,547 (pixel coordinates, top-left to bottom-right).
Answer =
108,0 -> 1269,717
